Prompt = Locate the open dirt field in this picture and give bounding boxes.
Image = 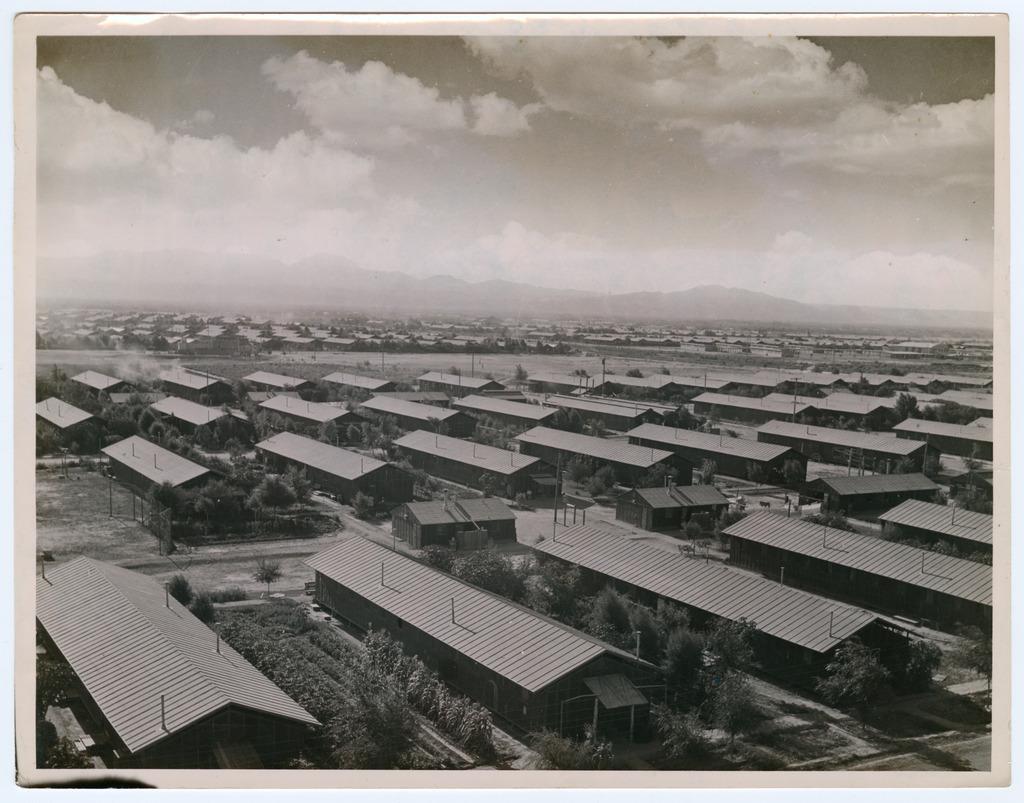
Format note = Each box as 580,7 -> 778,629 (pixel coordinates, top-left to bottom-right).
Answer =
36,467 -> 161,563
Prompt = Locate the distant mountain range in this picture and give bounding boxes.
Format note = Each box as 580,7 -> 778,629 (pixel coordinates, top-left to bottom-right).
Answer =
37,251 -> 991,331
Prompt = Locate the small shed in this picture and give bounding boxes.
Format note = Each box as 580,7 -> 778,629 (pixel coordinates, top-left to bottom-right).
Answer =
392,496 -> 517,549
806,473 -> 940,514
615,484 -> 730,531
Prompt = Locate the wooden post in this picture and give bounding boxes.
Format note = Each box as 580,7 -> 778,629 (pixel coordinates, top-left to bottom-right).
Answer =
592,697 -> 599,736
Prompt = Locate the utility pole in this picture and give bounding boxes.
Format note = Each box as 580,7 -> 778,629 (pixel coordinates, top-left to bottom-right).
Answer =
552,450 -> 562,538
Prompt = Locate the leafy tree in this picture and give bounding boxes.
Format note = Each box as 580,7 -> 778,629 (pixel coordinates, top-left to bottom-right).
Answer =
589,586 -> 632,636
320,420 -> 339,445
653,705 -> 708,759
549,407 -> 584,433
663,627 -> 705,708
683,519 -> 704,541
479,471 -> 499,497
954,626 -> 992,687
346,423 -> 363,443
709,672 -> 759,746
36,656 -> 77,717
816,639 -> 890,711
351,491 -> 374,519
36,720 -> 92,769
704,618 -> 755,679
699,458 -> 717,485
189,593 -> 216,624
450,551 -> 526,601
523,559 -> 584,620
638,462 -> 676,488
149,480 -> 186,515
629,604 -> 661,662
420,545 -> 456,573
584,417 -> 607,438
513,364 -> 528,381
566,457 -> 593,483
894,393 -> 920,421
888,638 -> 942,693
167,574 -> 194,606
804,510 -> 858,532
247,474 -> 296,515
529,728 -> 613,770
586,464 -> 616,497
285,466 -> 312,504
253,558 -> 283,596
625,368 -> 644,378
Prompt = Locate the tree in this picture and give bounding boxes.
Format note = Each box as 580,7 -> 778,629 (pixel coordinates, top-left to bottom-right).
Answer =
549,407 -> 584,433
528,728 -> 613,770
894,393 -> 920,421
351,491 -> 374,518
285,466 -> 312,504
450,551 -> 526,601
709,672 -> 759,746
253,559 -> 282,597
189,593 -> 216,624
816,639 -> 890,711
704,619 -> 755,679
954,626 -> 992,687
584,417 -> 607,438
513,364 -> 528,381
683,519 -> 703,540
653,705 -> 708,760
479,471 -> 499,497
889,638 -> 942,693
586,464 -> 616,497
167,574 -> 194,606
566,457 -> 593,483
630,604 -> 661,662
663,627 -> 705,708
247,475 -> 296,518
588,586 -> 632,638
698,459 -> 717,485
36,656 -> 77,717
346,423 -> 362,443
638,462 -> 676,488
625,367 -> 644,378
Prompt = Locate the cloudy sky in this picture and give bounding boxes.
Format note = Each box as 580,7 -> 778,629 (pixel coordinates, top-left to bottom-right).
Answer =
37,35 -> 994,310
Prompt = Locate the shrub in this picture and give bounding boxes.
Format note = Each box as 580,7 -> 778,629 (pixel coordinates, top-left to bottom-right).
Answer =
208,586 -> 247,603
189,593 -> 216,624
816,639 -> 890,711
653,705 -> 709,759
167,574 -> 194,606
351,491 -> 374,519
529,728 -> 613,770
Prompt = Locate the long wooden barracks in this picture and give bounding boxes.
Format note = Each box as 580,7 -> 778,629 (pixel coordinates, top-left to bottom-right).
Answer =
308,537 -> 661,740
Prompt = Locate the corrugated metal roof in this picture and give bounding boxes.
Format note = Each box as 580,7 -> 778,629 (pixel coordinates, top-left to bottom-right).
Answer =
583,675 -> 647,709
598,374 -> 676,390
151,396 -> 227,427
706,371 -> 781,389
723,512 -> 991,605
814,472 -> 938,496
307,537 -> 631,692
321,372 -> 392,391
109,392 -> 165,405
633,484 -> 730,510
878,499 -> 992,546
516,427 -> 673,468
453,395 -> 556,422
893,418 -> 994,444
663,374 -> 733,391
693,393 -> 812,416
539,394 -> 653,422
398,497 -> 516,527
159,368 -> 226,391
935,390 -> 994,411
532,522 -> 880,653
243,371 -> 310,390
758,420 -> 926,456
763,393 -> 889,416
628,423 -> 796,463
259,395 -> 354,424
527,371 -> 597,389
394,430 -> 542,475
375,392 -> 451,404
36,398 -> 93,429
71,370 -> 123,391
101,436 -> 210,487
36,557 -> 317,754
361,395 -> 463,423
256,432 -> 387,480
418,372 -> 504,390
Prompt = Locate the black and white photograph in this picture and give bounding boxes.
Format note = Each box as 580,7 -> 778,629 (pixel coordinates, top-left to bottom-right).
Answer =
11,12 -> 1010,789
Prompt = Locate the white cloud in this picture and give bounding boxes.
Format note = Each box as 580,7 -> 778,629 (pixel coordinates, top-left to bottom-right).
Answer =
469,93 -> 541,136
467,37 -> 993,184
262,52 -> 466,149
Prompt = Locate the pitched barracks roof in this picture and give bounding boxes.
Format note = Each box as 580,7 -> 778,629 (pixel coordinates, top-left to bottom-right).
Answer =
307,536 -> 646,692
394,430 -> 542,475
693,393 -> 813,416
515,427 -> 674,468
150,395 -> 227,427
243,371 -> 310,390
320,372 -> 393,391
158,368 -> 227,391
758,420 -> 926,456
35,398 -> 93,429
452,394 -> 556,423
813,472 -> 939,496
628,423 -> 798,463
878,499 -> 993,547
361,395 -> 465,423
631,484 -> 730,510
723,512 -> 991,606
418,371 -> 504,390
36,557 -> 317,755
893,418 -> 994,444
530,522 -> 882,653
102,436 -> 210,487
256,432 -> 387,480
259,394 -> 355,424
71,370 -> 123,391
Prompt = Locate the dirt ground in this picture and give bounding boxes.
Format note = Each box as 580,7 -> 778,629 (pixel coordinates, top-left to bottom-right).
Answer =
36,467 -> 161,563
